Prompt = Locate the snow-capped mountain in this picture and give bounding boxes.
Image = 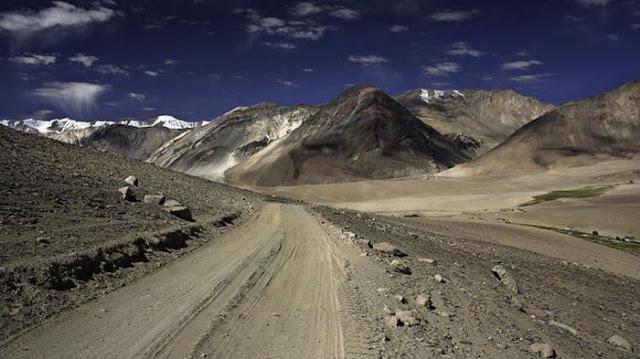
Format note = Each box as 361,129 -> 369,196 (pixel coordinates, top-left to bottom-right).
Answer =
418,89 -> 465,104
0,116 -> 207,135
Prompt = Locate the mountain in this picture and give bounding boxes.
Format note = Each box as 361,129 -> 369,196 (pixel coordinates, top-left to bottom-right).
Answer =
445,81 -> 640,176
77,125 -> 185,161
148,104 -> 316,180
225,85 -> 468,186
394,89 -> 554,156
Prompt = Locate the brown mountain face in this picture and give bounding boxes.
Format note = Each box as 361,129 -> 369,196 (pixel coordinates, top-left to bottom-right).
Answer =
447,81 -> 640,175
226,85 -> 469,186
78,124 -> 184,161
395,89 -> 554,156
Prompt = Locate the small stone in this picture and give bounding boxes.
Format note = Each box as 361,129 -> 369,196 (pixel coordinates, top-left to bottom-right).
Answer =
418,257 -> 436,264
396,310 -> 419,326
416,293 -> 433,309
434,274 -> 445,283
36,236 -> 51,245
118,186 -> 136,202
492,265 -> 520,294
389,260 -> 411,274
383,304 -> 395,315
124,176 -> 139,187
607,334 -> 633,352
530,343 -> 556,358
395,294 -> 407,304
143,194 -> 166,205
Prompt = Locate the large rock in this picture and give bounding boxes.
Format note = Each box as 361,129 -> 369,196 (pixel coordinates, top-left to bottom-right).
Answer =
163,205 -> 193,221
144,194 -> 166,205
389,259 -> 411,274
491,265 -> 520,294
372,242 -> 406,256
607,334 -> 633,352
530,343 -> 556,358
124,175 -> 139,187
118,186 -> 136,202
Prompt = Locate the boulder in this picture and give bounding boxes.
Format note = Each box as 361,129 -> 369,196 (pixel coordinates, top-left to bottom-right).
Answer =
416,293 -> 433,309
389,259 -> 411,274
372,242 -> 406,256
124,176 -> 139,187
530,343 -> 556,358
144,194 -> 166,205
607,335 -> 633,352
163,205 -> 193,221
492,265 -> 520,294
118,186 -> 136,202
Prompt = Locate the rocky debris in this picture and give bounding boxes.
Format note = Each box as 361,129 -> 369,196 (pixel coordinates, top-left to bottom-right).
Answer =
434,274 -> 445,283
549,320 -> 578,336
162,199 -> 193,221
387,309 -> 419,327
416,293 -> 433,309
118,186 -> 136,202
372,242 -> 406,256
395,294 -> 407,304
124,175 -> 139,187
607,334 -> 633,352
389,259 -> 411,274
418,257 -> 436,264
530,343 -> 556,358
143,194 -> 166,205
491,265 -> 520,294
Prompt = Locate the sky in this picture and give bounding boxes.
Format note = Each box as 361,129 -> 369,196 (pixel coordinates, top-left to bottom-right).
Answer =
0,0 -> 639,122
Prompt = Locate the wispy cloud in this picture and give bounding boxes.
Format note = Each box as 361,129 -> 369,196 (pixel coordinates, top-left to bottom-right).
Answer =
421,62 -> 461,76
234,8 -> 328,40
428,9 -> 479,22
446,42 -> 484,57
128,92 -> 145,101
32,82 -> 108,115
502,60 -> 543,70
302,68 -> 315,72
164,58 -> 179,65
509,73 -> 554,84
0,1 -> 117,37
10,53 -> 56,65
69,53 -> 98,67
348,55 -> 389,65
330,8 -> 360,20
144,70 -> 159,77
96,64 -> 128,76
632,24 -> 640,30
575,0 -> 615,6
277,79 -> 298,87
389,25 -> 408,32
261,41 -> 296,50
290,2 -> 324,16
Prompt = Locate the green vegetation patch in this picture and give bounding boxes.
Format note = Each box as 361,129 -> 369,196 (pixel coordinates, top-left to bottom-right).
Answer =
522,185 -> 615,206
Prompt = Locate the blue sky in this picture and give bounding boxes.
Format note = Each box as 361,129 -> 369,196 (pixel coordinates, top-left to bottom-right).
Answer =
0,0 -> 639,122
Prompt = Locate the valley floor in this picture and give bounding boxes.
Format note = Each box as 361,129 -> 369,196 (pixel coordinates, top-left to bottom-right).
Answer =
2,202 -> 638,358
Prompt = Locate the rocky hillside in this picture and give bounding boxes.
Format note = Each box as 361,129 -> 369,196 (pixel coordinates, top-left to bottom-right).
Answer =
226,85 -> 468,186
446,81 -> 640,176
395,89 -> 553,156
148,104 -> 316,181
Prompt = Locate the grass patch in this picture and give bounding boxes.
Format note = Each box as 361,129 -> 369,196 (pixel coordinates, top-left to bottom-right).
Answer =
513,222 -> 640,254
521,185 -> 615,206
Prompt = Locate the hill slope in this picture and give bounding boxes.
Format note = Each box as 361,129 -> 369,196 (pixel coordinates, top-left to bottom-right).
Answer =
226,85 -> 468,186
446,81 -> 640,176
395,89 -> 553,156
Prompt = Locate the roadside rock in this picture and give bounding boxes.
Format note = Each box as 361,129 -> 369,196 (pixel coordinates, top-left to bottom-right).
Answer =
124,176 -> 139,187
144,194 -> 166,205
530,343 -> 556,358
416,293 -> 433,309
492,265 -> 520,293
118,186 -> 136,202
372,242 -> 406,256
163,205 -> 193,221
607,334 -> 633,352
389,259 -> 411,274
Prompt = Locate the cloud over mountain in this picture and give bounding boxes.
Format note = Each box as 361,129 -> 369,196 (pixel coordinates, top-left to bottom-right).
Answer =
33,82 -> 108,115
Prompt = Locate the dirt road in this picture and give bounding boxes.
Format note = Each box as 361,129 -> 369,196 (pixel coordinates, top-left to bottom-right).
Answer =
0,203 -> 347,359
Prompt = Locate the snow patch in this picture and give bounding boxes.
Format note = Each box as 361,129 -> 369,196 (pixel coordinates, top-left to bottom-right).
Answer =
419,89 -> 464,104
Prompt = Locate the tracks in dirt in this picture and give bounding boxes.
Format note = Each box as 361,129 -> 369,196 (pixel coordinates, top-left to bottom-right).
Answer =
0,204 -> 349,359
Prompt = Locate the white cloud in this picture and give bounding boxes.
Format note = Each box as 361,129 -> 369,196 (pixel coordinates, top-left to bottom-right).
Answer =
290,2 -> 324,16
0,1 -> 116,35
164,58 -> 179,65
509,73 -> 554,84
10,53 -> 56,65
33,82 -> 108,115
446,42 -> 484,57
262,41 -> 296,50
429,9 -> 479,22
277,79 -> 298,87
607,33 -> 620,41
69,53 -> 98,67
421,62 -> 461,76
144,70 -> 159,77
96,64 -> 128,76
330,8 -> 360,20
389,25 -> 408,32
128,92 -> 145,101
502,60 -> 543,70
302,68 -> 315,72
234,8 -> 328,40
575,0 -> 615,6
348,55 -> 389,65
